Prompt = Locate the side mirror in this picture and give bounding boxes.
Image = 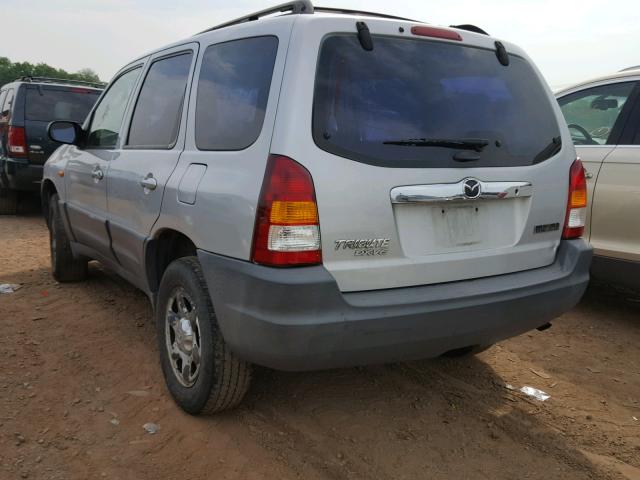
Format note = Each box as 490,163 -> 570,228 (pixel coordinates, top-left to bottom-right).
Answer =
48,121 -> 83,145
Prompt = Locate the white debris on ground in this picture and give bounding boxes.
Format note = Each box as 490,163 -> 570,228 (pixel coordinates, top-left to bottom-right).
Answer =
0,283 -> 21,294
143,423 -> 159,434
519,386 -> 551,402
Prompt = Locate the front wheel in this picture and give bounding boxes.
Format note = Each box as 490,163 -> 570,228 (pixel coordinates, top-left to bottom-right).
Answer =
156,257 -> 252,414
49,193 -> 88,282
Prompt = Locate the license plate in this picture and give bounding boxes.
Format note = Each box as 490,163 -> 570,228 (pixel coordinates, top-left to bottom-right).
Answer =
444,206 -> 481,245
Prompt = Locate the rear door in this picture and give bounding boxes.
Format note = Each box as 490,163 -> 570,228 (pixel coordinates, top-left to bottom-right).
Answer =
273,18 -> 574,292
590,83 -> 640,261
107,45 -> 197,280
558,80 -> 639,240
23,85 -> 101,165
64,66 -> 143,261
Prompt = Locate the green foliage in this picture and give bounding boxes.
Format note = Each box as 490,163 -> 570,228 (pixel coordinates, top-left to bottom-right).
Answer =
0,57 -> 102,87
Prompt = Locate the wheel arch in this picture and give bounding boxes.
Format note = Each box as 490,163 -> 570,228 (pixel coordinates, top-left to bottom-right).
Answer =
41,179 -> 58,226
145,228 -> 198,296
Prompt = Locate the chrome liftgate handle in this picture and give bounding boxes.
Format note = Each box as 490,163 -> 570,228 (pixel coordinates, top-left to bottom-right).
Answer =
390,179 -> 533,204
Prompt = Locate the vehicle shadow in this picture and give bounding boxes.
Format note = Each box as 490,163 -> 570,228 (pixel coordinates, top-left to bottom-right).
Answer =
3,261 -> 620,480
16,191 -> 42,215
235,354 -> 611,480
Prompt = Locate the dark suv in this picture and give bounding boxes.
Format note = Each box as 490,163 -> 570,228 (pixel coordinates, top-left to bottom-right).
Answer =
0,77 -> 103,214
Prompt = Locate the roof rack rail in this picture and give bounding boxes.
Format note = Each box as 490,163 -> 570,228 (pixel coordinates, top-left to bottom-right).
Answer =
312,7 -> 420,23
450,24 -> 489,35
619,65 -> 640,72
198,1 -> 314,34
17,76 -> 105,89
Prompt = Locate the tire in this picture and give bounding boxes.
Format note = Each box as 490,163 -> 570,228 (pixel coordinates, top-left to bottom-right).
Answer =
0,188 -> 17,215
156,256 -> 252,415
49,193 -> 88,282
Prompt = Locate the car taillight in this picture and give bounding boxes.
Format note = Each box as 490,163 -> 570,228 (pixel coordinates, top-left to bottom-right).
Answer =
251,155 -> 322,267
562,158 -> 587,239
8,126 -> 27,158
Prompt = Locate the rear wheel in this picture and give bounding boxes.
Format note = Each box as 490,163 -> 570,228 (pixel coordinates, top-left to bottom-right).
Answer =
157,257 -> 252,414
49,193 -> 88,282
0,188 -> 17,215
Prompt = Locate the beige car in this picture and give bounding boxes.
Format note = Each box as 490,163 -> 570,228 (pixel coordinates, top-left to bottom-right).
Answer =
556,67 -> 640,290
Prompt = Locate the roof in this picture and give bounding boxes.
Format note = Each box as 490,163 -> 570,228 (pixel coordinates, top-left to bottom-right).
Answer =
556,68 -> 640,96
115,1 -> 500,83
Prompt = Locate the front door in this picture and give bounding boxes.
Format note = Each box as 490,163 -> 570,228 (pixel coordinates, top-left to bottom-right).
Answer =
64,66 -> 143,261
558,80 -> 639,241
107,45 -> 197,281
590,84 -> 640,261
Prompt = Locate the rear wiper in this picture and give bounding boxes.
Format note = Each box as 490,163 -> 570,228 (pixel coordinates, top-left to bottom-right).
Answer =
383,138 -> 490,152
533,136 -> 562,163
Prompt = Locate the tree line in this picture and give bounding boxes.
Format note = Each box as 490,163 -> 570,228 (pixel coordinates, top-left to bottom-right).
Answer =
0,57 -> 102,87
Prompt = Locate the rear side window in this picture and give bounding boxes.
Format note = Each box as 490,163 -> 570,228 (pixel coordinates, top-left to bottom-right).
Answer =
558,82 -> 635,145
195,36 -> 278,150
313,35 -> 562,168
0,91 -> 7,116
128,52 -> 193,149
25,87 -> 101,123
1,89 -> 14,119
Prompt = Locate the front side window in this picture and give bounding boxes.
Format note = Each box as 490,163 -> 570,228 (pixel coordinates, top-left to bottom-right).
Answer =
313,35 -> 562,168
558,82 -> 635,145
195,36 -> 278,150
127,52 -> 193,149
86,67 -> 141,149
25,87 -> 101,124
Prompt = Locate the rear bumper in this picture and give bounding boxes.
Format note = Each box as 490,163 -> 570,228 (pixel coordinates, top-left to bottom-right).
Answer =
0,157 -> 42,192
198,239 -> 592,371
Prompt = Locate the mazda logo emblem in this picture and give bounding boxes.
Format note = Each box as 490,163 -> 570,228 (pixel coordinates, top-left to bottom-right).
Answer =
463,178 -> 481,199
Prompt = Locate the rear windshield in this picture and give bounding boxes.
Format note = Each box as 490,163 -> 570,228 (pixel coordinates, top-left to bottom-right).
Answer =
25,87 -> 101,123
313,35 -> 561,168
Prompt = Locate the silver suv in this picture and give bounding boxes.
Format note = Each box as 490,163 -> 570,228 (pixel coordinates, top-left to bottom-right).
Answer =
42,2 -> 592,414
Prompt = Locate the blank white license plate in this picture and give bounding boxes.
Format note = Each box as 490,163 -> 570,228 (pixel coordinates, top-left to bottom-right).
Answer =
444,206 -> 481,245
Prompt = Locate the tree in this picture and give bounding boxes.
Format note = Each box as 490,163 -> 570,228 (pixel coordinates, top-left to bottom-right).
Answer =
0,57 -> 103,87
75,68 -> 101,83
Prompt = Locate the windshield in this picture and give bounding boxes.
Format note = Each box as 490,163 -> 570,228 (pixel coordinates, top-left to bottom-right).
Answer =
25,87 -> 101,123
312,35 -> 561,168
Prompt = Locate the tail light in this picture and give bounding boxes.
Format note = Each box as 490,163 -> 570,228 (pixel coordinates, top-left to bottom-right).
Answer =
562,159 -> 587,239
8,126 -> 27,158
411,26 -> 462,41
251,155 -> 322,267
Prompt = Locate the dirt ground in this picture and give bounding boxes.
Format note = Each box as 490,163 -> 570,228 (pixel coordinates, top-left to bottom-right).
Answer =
1,211 -> 639,480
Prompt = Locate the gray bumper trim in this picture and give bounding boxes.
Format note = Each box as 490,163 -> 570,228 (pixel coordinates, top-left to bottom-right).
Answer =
198,240 -> 592,371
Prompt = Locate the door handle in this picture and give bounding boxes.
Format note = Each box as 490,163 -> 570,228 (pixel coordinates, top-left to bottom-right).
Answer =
140,174 -> 157,191
91,167 -> 104,181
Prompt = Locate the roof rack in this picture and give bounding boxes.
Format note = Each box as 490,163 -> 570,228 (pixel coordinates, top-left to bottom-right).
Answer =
619,65 -> 640,72
17,76 -> 105,89
198,1 -> 314,34
197,1 -> 425,35
312,7 -> 420,23
450,24 -> 489,35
